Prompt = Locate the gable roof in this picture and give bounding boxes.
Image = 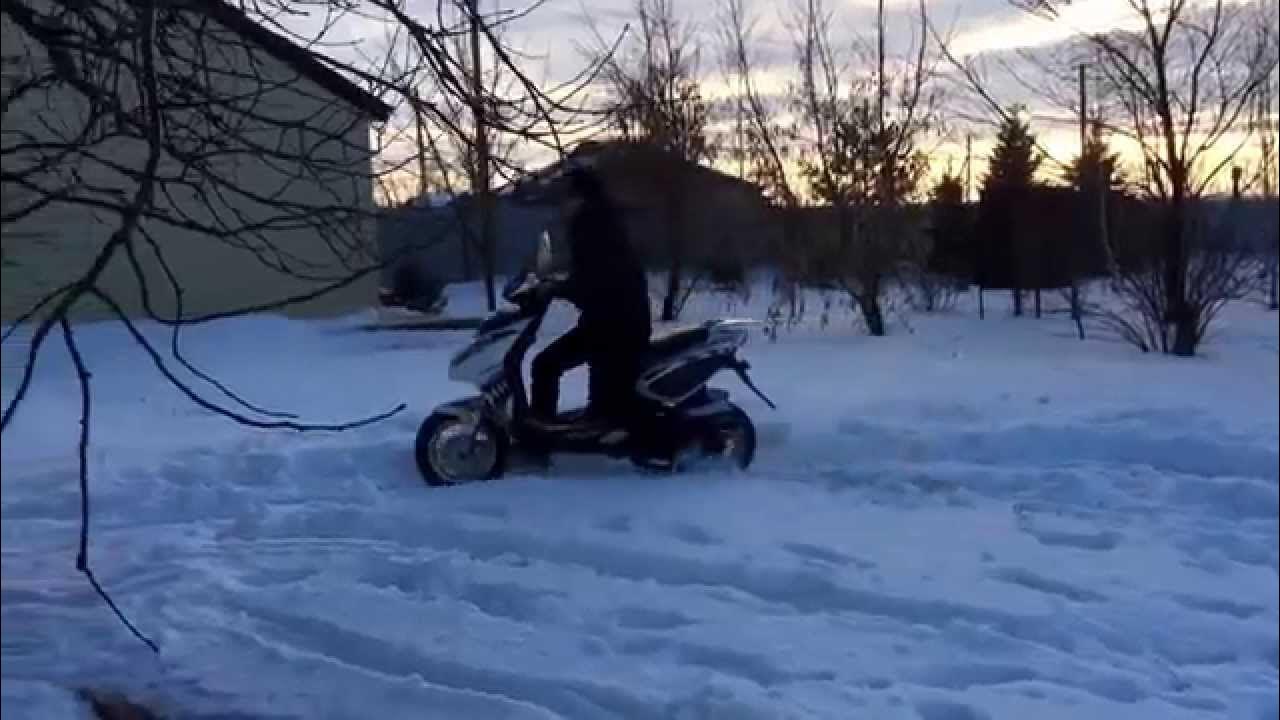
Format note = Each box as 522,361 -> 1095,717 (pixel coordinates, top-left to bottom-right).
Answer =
502,139 -> 764,206
194,0 -> 394,121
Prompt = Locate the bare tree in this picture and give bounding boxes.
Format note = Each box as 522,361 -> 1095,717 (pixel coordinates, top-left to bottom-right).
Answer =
0,0 -> 613,649
718,0 -> 809,332
946,0 -> 1279,355
587,0 -> 717,322
380,10 -> 527,293
786,0 -> 936,336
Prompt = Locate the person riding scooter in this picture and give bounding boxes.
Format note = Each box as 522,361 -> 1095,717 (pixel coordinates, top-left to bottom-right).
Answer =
529,165 -> 652,429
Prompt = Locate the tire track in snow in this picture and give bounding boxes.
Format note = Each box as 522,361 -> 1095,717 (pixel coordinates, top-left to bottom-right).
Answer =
286,512 -> 1085,656
9,398 -> 1276,719
244,604 -> 664,720
833,418 -> 1279,482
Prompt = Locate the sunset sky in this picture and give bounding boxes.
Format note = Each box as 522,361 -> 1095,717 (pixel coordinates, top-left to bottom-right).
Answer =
295,0 -> 1275,201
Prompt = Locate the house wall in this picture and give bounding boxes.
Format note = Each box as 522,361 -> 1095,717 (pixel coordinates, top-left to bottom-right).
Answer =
1,0 -> 379,324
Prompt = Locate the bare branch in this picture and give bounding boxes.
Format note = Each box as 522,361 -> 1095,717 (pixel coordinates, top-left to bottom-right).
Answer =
61,315 -> 160,654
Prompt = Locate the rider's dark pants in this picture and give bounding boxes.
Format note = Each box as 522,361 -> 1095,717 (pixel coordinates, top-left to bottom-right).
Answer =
531,325 -> 644,422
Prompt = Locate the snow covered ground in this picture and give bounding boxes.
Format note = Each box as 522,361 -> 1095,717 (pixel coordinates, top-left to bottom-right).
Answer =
2,283 -> 1277,719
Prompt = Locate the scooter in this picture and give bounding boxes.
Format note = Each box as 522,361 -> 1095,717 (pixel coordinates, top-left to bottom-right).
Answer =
414,233 -> 776,486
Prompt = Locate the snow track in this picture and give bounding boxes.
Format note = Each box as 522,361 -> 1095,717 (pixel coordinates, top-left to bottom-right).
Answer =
3,296 -> 1277,719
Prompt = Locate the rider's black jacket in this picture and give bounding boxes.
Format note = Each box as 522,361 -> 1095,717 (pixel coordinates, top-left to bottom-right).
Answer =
557,193 -> 651,347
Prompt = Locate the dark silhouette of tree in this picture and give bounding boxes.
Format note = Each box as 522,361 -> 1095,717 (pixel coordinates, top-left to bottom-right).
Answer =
1063,122 -> 1124,192
933,172 -> 965,206
907,171 -> 969,312
928,172 -> 971,279
980,108 -> 1042,315
982,108 -> 1041,193
948,0 -> 1276,355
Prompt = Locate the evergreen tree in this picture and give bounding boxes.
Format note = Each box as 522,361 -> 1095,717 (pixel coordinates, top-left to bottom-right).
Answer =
1063,122 -> 1124,192
982,108 -> 1041,193
980,107 -> 1041,315
928,172 -> 971,281
931,172 -> 965,206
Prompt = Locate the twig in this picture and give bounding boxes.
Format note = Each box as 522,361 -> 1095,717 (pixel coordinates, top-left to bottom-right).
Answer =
0,282 -> 75,345
94,290 -> 406,432
61,316 -> 160,654
126,234 -> 299,419
1,311 -> 59,432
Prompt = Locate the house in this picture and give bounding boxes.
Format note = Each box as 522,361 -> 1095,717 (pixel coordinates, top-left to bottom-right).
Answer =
1,0 -> 393,323
376,140 -> 776,293
506,140 -> 775,268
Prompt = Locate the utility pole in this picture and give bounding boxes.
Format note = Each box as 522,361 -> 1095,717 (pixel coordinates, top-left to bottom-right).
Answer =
966,133 -> 981,319
735,90 -> 745,180
1078,65 -> 1088,160
1070,63 -> 1088,339
964,134 -> 972,203
1260,74 -> 1278,310
876,0 -> 886,131
470,0 -> 497,311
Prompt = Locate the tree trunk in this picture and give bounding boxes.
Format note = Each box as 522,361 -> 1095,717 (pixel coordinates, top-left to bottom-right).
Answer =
1269,261 -> 1278,311
469,0 -> 497,312
1013,289 -> 1023,316
660,185 -> 685,322
1171,312 -> 1196,356
662,261 -> 682,321
860,293 -> 886,337
781,206 -> 802,320
481,215 -> 499,311
460,234 -> 474,281
1070,282 -> 1085,339
1164,194 -> 1194,356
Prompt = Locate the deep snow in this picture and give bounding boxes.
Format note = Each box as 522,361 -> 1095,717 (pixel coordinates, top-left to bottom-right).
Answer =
2,283 -> 1277,719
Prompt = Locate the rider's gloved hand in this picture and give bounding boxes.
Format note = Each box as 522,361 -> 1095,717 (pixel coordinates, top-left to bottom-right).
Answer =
533,280 -> 560,303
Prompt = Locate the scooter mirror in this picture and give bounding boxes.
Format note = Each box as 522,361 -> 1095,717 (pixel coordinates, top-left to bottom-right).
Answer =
535,230 -> 553,276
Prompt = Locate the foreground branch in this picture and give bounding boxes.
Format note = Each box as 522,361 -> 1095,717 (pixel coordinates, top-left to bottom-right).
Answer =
94,290 -> 406,431
61,316 -> 161,654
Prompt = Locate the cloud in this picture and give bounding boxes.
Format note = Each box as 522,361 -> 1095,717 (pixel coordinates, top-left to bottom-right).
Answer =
949,1 -> 1139,56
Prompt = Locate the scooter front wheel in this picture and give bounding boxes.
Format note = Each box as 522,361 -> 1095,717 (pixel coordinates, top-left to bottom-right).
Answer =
415,412 -> 508,486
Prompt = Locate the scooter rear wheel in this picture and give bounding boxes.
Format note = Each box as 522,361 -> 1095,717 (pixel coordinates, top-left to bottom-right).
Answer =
415,412 -> 508,486
701,404 -> 756,470
633,404 -> 757,473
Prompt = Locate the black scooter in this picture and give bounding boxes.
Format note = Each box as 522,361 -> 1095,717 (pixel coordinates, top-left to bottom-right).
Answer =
414,235 -> 775,486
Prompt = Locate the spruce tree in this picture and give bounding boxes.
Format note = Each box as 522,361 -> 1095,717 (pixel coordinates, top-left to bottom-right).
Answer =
1064,123 -> 1124,192
981,108 -> 1041,315
982,108 -> 1041,193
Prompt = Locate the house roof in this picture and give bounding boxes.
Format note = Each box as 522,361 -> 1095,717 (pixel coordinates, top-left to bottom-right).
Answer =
194,0 -> 394,121
501,139 -> 764,206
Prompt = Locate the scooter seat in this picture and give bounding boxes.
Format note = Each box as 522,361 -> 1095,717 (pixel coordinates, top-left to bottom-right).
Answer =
647,324 -> 710,359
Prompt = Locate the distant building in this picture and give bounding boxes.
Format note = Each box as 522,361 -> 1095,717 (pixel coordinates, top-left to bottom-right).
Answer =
377,140 -> 776,291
